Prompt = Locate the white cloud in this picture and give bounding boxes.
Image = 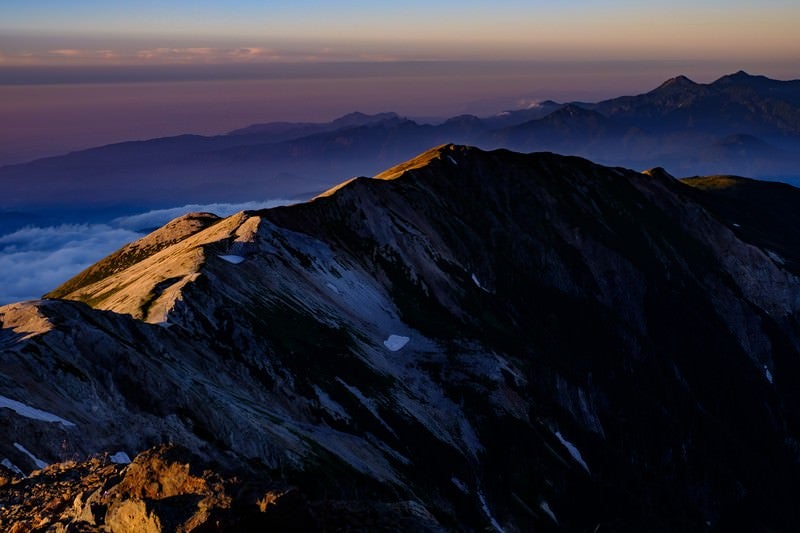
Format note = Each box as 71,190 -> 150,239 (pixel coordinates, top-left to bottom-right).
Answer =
0,224 -> 142,305
0,200 -> 296,305
113,200 -> 294,230
133,46 -> 283,64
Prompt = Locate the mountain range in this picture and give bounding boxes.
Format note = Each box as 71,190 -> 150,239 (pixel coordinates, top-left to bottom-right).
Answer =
4,145 -> 800,530
1,71 -> 798,220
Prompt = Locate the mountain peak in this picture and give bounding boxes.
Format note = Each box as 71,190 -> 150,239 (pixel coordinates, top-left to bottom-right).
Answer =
655,75 -> 699,91
642,167 -> 675,181
372,143 -> 470,181
711,70 -> 771,87
331,111 -> 400,127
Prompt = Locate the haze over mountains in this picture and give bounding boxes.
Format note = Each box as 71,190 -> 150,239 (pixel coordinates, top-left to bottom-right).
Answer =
4,145 -> 800,529
1,71 -> 798,220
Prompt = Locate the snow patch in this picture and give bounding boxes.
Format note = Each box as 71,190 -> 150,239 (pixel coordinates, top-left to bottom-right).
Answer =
219,254 -> 245,264
0,394 -> 76,427
447,155 -> 458,166
478,490 -> 504,532
1,458 -> 23,476
764,365 -> 774,384
555,431 -> 590,473
14,442 -> 47,470
451,477 -> 469,494
540,501 -> 558,524
313,385 -> 350,421
109,451 -> 131,464
383,334 -> 410,351
471,273 -> 489,292
766,250 -> 785,265
325,282 -> 340,294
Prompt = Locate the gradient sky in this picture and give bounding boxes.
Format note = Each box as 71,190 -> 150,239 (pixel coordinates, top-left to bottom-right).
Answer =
1,1 -> 798,164
2,1 -> 799,64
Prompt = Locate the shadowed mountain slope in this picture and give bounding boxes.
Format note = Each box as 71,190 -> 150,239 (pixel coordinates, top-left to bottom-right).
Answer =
3,145 -> 800,530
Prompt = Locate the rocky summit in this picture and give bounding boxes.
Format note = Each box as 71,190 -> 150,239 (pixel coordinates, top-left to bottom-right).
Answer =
3,144 -> 800,530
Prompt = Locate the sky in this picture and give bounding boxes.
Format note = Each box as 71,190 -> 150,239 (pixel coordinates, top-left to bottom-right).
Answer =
1,1 -> 798,164
1,1 -> 799,64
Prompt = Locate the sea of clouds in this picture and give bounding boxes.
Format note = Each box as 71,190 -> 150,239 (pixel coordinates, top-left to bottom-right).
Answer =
0,200 -> 292,305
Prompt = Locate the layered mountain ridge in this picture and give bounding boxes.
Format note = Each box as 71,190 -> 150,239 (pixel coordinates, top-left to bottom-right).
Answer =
2,71 -> 799,218
3,145 -> 800,530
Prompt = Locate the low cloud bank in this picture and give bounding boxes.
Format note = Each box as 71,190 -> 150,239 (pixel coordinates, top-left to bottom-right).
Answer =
113,200 -> 294,231
0,224 -> 142,304
0,200 -> 294,305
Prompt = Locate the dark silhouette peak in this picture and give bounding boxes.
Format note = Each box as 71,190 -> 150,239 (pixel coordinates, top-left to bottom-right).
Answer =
711,70 -> 773,87
331,111 -> 400,126
642,167 -> 675,181
443,114 -> 482,125
655,75 -> 699,91
549,103 -> 598,117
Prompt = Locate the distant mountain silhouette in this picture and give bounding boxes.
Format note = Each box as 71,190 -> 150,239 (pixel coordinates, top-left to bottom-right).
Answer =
1,71 -> 798,216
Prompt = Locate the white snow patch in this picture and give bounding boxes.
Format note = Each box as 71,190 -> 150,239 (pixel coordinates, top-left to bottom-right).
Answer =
451,477 -> 469,493
447,155 -> 458,166
1,458 -> 23,476
313,385 -> 350,421
540,501 -> 558,524
325,282 -> 340,294
555,431 -> 590,473
219,254 -> 245,264
764,365 -> 774,384
13,442 -> 47,470
471,273 -> 489,292
0,394 -> 76,427
383,334 -> 410,351
478,490 -> 504,532
766,250 -> 785,265
109,451 -> 131,464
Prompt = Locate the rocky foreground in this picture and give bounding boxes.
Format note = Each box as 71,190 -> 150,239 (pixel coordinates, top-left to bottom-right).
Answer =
0,444 -> 440,532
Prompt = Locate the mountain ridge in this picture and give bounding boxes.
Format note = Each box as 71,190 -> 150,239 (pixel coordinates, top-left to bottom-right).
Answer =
5,145 -> 800,529
2,71 -> 800,218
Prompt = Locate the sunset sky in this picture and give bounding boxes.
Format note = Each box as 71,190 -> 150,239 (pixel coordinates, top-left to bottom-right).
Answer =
2,1 -> 799,64
1,1 -> 798,164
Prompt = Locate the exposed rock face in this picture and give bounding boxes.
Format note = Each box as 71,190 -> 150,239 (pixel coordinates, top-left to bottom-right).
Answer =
3,145 -> 800,530
0,444 -> 320,532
